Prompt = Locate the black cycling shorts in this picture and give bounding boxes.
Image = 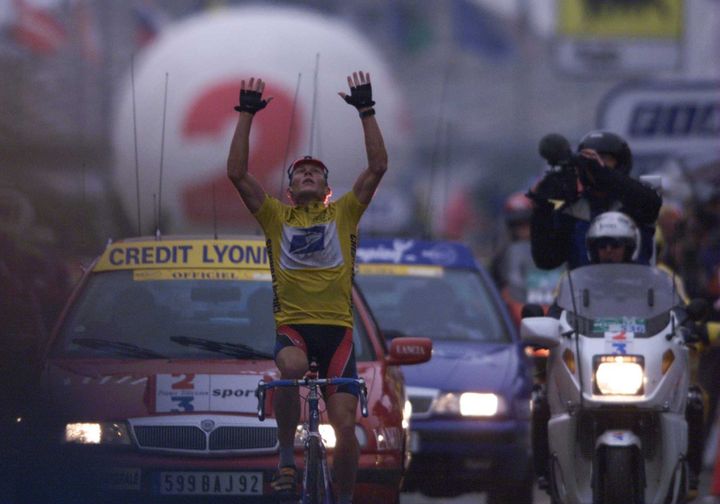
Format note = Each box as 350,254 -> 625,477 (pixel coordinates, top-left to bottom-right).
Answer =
274,324 -> 359,397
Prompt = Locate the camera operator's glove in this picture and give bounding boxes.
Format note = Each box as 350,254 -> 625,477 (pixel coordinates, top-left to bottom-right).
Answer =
575,155 -> 606,189
528,171 -> 578,204
234,88 -> 271,115
342,82 -> 375,110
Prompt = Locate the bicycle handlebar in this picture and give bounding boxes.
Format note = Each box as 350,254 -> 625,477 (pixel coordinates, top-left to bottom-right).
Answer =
255,377 -> 369,421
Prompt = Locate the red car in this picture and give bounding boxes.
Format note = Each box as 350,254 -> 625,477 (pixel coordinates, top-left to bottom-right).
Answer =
18,236 -> 431,503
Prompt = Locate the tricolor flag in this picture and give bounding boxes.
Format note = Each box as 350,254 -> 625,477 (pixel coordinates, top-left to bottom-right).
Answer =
73,0 -> 101,64
132,0 -> 166,49
10,0 -> 67,56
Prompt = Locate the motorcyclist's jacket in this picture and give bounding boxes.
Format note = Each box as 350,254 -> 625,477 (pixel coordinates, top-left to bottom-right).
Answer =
253,192 -> 366,329
530,166 -> 662,270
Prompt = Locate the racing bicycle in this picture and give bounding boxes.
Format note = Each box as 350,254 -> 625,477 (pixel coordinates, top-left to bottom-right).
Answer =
256,362 -> 368,504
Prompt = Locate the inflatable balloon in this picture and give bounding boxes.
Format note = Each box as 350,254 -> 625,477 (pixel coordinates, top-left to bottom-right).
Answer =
112,6 -> 409,234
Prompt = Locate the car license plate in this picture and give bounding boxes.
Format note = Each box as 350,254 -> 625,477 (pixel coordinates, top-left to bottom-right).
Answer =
157,471 -> 263,495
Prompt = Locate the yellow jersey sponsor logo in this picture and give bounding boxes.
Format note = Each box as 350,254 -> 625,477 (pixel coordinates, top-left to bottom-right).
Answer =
94,240 -> 269,271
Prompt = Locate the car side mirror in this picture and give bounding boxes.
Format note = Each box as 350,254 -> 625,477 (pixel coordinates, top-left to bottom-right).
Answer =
385,337 -> 432,366
520,317 -> 561,348
521,303 -> 545,318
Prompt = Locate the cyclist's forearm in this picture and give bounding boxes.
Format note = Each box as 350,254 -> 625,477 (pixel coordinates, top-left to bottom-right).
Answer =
227,113 -> 253,182
361,114 -> 387,177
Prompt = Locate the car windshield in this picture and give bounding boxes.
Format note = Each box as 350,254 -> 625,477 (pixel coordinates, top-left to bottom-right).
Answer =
53,270 -> 374,360
356,268 -> 510,342
556,264 -> 682,319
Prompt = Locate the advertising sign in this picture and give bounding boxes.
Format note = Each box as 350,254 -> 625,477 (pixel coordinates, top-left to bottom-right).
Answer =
554,0 -> 684,74
597,80 -> 720,157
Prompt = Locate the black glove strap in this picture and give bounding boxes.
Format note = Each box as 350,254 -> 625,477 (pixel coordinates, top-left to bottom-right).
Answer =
359,108 -> 375,119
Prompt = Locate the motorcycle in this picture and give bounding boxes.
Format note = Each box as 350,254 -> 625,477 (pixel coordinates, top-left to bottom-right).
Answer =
520,262 -> 704,504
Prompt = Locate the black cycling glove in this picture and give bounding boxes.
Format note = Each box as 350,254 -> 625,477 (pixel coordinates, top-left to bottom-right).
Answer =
342,82 -> 375,110
234,89 -> 270,115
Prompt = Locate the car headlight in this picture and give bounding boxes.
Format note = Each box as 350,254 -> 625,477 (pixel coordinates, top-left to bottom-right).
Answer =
594,355 -> 645,395
294,424 -> 367,449
403,399 -> 412,429
433,392 -> 507,417
64,422 -> 132,445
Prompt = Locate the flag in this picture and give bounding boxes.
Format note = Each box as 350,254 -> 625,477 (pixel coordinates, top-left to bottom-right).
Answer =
133,0 -> 166,49
451,0 -> 513,60
10,0 -> 67,56
387,3 -> 434,55
73,0 -> 101,64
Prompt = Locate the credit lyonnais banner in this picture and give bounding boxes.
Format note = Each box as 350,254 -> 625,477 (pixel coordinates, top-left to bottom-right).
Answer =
559,0 -> 683,38
94,239 -> 269,271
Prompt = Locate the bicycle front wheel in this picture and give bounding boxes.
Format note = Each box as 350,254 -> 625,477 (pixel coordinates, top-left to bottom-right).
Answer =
304,436 -> 327,504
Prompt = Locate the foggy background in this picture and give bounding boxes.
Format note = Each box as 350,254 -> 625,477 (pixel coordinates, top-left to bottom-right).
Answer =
0,0 -> 718,289
1,3 -> 718,501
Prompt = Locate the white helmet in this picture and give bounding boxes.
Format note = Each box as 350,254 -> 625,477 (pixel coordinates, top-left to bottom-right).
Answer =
586,211 -> 640,263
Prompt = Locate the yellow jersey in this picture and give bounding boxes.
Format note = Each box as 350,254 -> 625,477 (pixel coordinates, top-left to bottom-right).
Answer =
253,192 -> 366,328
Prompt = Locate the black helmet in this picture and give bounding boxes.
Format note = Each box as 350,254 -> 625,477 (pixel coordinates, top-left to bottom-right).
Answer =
577,131 -> 632,175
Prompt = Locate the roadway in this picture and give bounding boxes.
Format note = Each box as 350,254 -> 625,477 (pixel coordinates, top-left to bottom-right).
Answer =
400,468 -> 717,503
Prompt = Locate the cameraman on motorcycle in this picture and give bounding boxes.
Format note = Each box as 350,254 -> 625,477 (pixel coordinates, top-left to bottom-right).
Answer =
527,130 -> 662,270
533,210 -> 706,496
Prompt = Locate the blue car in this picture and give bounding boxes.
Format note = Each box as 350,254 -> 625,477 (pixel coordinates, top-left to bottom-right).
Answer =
355,238 -> 534,503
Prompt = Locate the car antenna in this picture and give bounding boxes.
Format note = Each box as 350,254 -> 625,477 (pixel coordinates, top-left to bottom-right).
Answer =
308,53 -> 320,156
423,60 -> 451,240
212,182 -> 218,240
155,72 -> 170,240
80,161 -> 87,250
278,72 -> 303,200
131,54 -> 142,236
671,269 -> 677,336
566,268 -> 585,410
442,120 -> 453,236
153,193 -> 159,239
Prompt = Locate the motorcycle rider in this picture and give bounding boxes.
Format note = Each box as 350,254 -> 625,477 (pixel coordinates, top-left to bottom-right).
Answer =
533,211 -> 706,495
585,211 -> 639,264
490,191 -> 534,290
531,210 -> 641,488
527,130 -> 662,270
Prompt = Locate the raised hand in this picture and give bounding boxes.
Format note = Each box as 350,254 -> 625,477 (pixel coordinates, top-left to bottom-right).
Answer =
235,77 -> 273,115
338,71 -> 375,110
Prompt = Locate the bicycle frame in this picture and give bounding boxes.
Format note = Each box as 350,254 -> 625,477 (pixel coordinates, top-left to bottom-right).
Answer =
256,372 -> 368,504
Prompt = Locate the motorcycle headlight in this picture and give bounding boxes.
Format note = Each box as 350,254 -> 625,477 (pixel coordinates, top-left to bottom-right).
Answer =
593,355 -> 644,396
64,422 -> 132,445
433,392 -> 507,417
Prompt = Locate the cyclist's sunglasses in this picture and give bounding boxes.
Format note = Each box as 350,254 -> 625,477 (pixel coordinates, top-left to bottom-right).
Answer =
594,237 -> 625,249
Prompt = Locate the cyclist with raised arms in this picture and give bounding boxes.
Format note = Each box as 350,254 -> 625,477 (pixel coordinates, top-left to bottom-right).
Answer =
227,71 -> 386,504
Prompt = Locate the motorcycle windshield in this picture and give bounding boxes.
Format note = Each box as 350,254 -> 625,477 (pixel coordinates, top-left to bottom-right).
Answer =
555,264 -> 682,323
